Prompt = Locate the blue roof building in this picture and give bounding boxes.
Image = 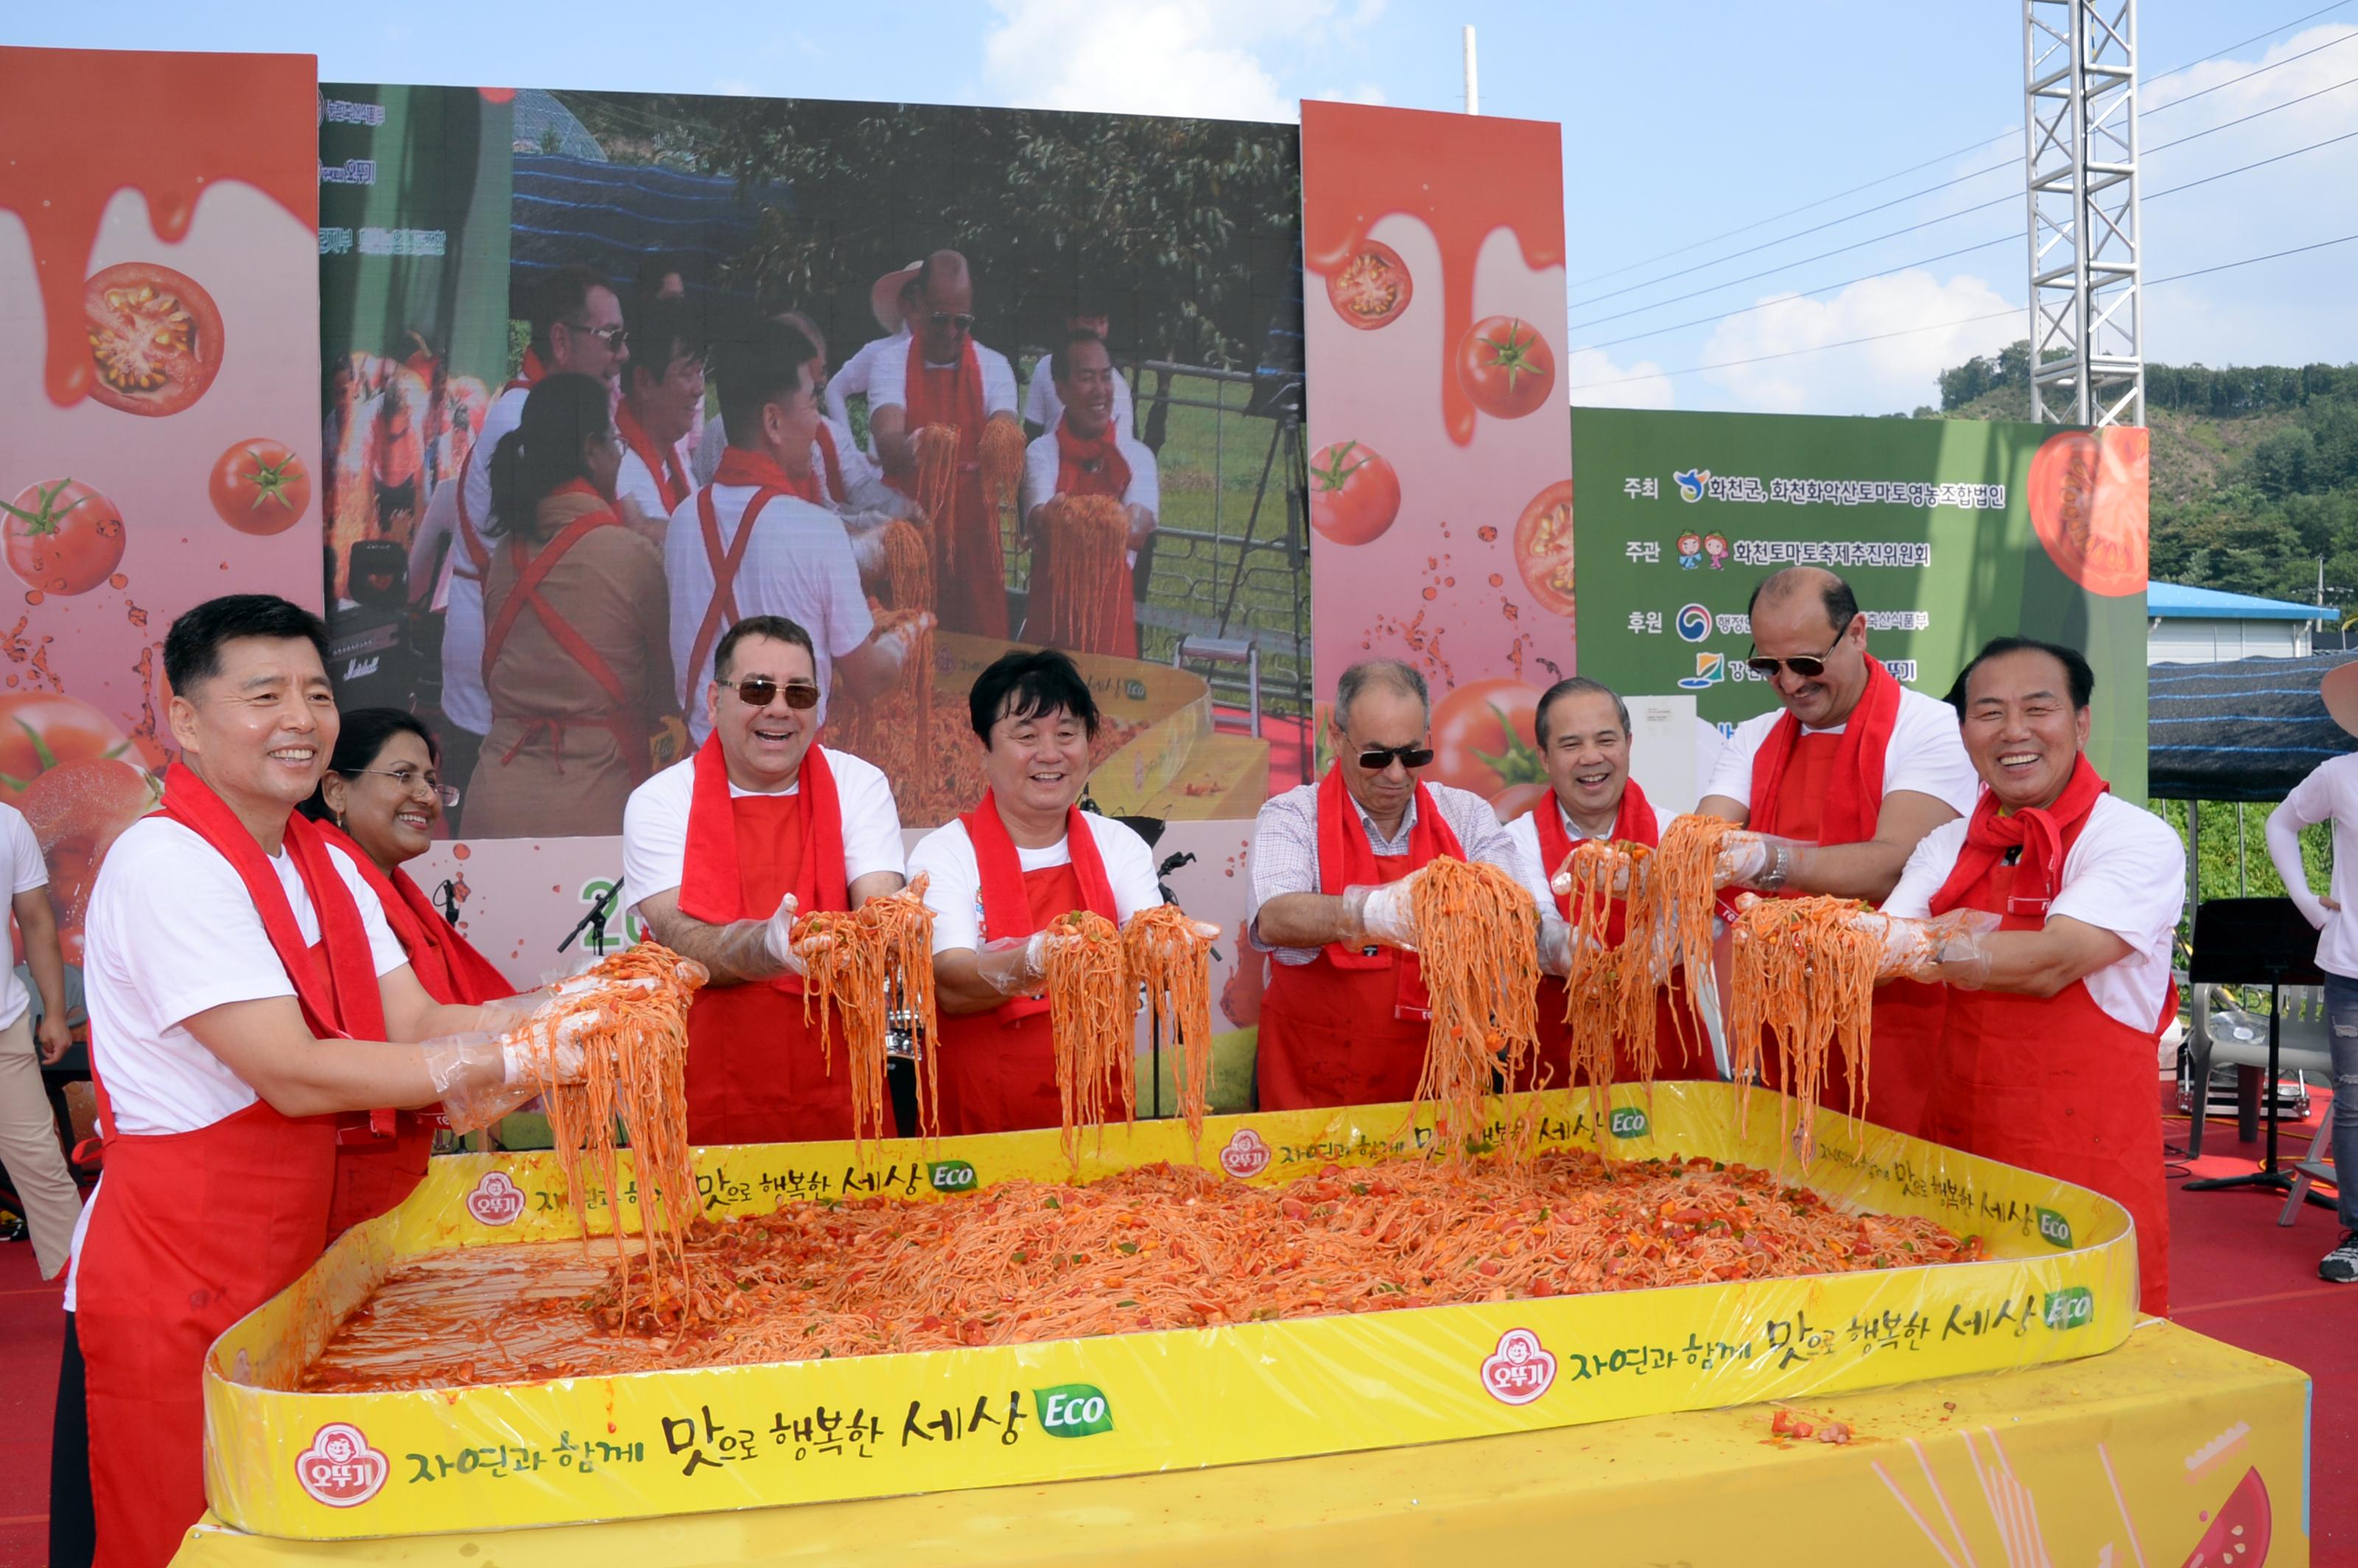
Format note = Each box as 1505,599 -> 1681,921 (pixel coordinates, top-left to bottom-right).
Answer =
2147,581 -> 2335,665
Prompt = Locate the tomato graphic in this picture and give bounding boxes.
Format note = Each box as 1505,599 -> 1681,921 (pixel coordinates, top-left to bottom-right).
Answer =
21,757 -> 161,964
83,262 -> 224,417
1,479 -> 125,595
1430,678 -> 1547,803
1309,440 -> 1402,547
2028,426 -> 2148,598
0,695 -> 160,800
1457,316 -> 1556,419
209,439 -> 313,536
1326,241 -> 1412,330
1513,480 -> 1576,617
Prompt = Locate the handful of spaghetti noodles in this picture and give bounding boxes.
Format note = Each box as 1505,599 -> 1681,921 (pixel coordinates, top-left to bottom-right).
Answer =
861,875 -> 941,1141
1039,494 -> 1130,652
1124,904 -> 1217,1152
1407,858 -> 1541,1159
1727,895 -> 1878,1162
980,412 -> 1026,520
1552,839 -> 1656,1118
1628,813 -> 1740,1059
797,876 -> 943,1154
912,424 -> 961,553
1044,910 -> 1133,1166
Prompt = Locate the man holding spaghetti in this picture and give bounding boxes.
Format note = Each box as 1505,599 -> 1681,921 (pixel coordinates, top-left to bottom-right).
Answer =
1691,565 -> 1978,1134
1017,329 -> 1159,657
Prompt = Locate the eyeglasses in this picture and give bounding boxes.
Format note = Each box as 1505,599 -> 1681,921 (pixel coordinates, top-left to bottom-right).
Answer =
730,676 -> 822,710
1354,743 -> 1435,772
567,320 -> 629,349
1743,612 -> 1858,679
928,312 -> 976,331
349,766 -> 461,809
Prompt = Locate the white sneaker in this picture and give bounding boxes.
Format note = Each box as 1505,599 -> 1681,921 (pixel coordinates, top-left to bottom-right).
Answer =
2322,1231 -> 2358,1284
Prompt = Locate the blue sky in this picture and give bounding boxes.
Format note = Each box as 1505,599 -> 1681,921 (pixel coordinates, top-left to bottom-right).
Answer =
15,0 -> 2357,416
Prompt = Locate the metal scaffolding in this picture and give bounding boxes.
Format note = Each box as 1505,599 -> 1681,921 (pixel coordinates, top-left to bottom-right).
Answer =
2024,0 -> 2145,427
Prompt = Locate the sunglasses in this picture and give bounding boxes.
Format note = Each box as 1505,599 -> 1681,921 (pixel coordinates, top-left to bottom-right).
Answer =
730,676 -> 822,710
567,320 -> 629,349
1743,611 -> 1857,679
928,311 -> 976,330
1354,743 -> 1435,772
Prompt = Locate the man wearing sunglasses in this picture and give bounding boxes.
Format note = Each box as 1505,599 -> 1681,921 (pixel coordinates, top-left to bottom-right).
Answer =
623,615 -> 909,1146
410,265 -> 631,828
1248,659 -> 1558,1111
1693,565 -> 1977,1134
867,249 -> 1023,637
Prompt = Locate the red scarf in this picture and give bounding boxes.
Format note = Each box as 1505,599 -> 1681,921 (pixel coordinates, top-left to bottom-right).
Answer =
1313,763 -> 1465,970
1534,778 -> 1658,921
1054,414 -> 1131,500
1749,657 -> 1903,844
713,444 -> 805,496
315,821 -> 511,1006
158,763 -> 386,1043
902,337 -> 985,467
962,792 -> 1119,944
615,397 -> 690,513
678,732 -> 850,992
1928,754 -> 2109,919
505,346 -> 549,395
814,422 -> 848,506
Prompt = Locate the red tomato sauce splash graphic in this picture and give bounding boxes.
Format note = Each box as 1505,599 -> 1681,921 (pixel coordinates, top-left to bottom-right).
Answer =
0,47 -> 317,407
1301,102 -> 1566,447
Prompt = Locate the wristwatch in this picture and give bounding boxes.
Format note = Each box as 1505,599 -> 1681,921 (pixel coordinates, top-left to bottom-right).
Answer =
1756,843 -> 1791,893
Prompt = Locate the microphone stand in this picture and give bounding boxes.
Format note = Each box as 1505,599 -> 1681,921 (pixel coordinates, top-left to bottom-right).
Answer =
431,878 -> 461,925
559,877 -> 624,957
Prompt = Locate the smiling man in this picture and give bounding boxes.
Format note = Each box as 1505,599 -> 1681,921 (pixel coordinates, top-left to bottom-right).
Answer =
623,615 -> 907,1146
1860,636 -> 2183,1315
612,293 -> 706,539
1018,329 -> 1159,657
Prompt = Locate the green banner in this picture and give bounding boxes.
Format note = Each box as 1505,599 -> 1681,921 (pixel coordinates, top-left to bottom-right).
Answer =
1570,408 -> 2149,801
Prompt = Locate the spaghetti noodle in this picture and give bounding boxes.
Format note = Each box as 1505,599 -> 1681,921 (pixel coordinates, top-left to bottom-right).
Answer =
1551,840 -> 1648,1119
1726,895 -> 1878,1162
1407,857 -> 1542,1159
863,873 -> 942,1144
1634,814 -> 1739,1060
912,424 -> 960,556
793,875 -> 946,1155
1038,494 -> 1130,653
1123,905 -> 1217,1152
979,413 -> 1026,522
1045,909 -> 1133,1167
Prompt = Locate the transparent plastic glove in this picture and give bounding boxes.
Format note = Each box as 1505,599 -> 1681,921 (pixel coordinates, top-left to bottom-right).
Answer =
848,525 -> 890,580
423,1024 -> 575,1135
1715,831 -> 1806,892
1549,845 -> 1635,900
1846,909 -> 2001,986
872,612 -> 936,666
1340,871 -> 1421,951
472,974 -> 660,1037
762,893 -> 805,974
975,931 -> 1056,998
1537,916 -> 1578,979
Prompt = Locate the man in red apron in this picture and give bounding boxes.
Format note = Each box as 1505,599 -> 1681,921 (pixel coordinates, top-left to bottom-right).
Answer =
908,649 -> 1179,1135
63,594 -> 619,1568
866,250 -> 1023,637
612,293 -> 706,541
1859,637 -> 2183,1315
1507,676 -> 1716,1088
1017,329 -> 1160,657
1694,566 -> 1979,1134
625,615 -> 910,1144
1248,659 -> 1554,1110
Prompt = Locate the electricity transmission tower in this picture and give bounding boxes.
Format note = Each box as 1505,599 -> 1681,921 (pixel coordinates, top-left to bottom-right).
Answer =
2024,0 -> 2144,426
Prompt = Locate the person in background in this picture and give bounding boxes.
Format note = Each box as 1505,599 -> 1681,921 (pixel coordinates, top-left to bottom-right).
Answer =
408,265 -> 630,822
867,250 -> 1022,637
2264,659 -> 2358,1284
1021,293 -> 1133,438
300,708 -> 514,1235
1506,676 -> 1714,1088
612,293 -> 707,542
1858,637 -> 2184,1315
1248,659 -> 1559,1111
669,318 -> 925,746
1018,329 -> 1159,657
1690,565 -> 1978,1134
825,262 -> 922,445
908,649 -> 1175,1135
623,616 -> 906,1144
0,796 -> 80,1279
469,374 -> 676,837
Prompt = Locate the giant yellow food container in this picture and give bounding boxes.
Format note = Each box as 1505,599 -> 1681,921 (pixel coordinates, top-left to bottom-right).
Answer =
203,1083 -> 2142,1539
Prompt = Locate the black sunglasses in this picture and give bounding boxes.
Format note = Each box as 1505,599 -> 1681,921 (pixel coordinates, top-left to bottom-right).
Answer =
730,676 -> 822,710
928,311 -> 976,330
1355,743 -> 1435,772
1744,611 -> 1858,679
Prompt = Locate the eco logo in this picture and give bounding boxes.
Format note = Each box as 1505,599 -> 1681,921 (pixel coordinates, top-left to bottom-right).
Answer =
1675,603 -> 1712,643
464,1170 -> 525,1227
2035,1207 -> 2074,1250
1609,1106 -> 1649,1140
928,1159 -> 979,1191
2043,1287 -> 2093,1330
1677,652 -> 1725,690
1033,1384 -> 1114,1437
1480,1328 -> 1558,1406
1219,1127 -> 1272,1180
1673,468 -> 1710,503
295,1423 -> 389,1508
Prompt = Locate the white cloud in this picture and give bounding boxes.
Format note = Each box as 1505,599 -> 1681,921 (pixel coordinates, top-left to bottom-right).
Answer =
1316,84 -> 1388,105
1561,347 -> 1676,410
1695,270 -> 2020,415
983,0 -> 1382,122
712,77 -> 757,97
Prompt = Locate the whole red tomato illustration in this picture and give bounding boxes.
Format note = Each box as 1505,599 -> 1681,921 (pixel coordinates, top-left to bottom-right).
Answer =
83,262 -> 224,417
1326,240 -> 1412,330
1429,678 -> 1547,805
1,479 -> 125,595
2027,426 -> 2149,598
1513,480 -> 1577,617
1309,441 -> 1402,546
1458,316 -> 1556,419
209,440 -> 314,536
21,757 -> 161,962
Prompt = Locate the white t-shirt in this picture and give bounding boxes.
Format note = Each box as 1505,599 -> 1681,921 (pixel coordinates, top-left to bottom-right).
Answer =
1022,361 -> 1134,435
1503,799 -> 1602,894
2267,752 -> 2358,978
907,813 -> 1162,956
825,329 -> 910,440
690,413 -> 888,508
0,803 -> 47,1029
665,480 -> 875,743
1884,792 -> 2186,1032
415,379 -> 529,736
614,432 -> 694,529
1705,685 -> 1979,821
620,748 -> 906,910
867,340 -> 1019,424
1018,428 -> 1161,522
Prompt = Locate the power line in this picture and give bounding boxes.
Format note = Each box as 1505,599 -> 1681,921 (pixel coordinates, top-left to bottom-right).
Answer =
2144,69 -> 2358,154
2146,124 -> 2358,198
2142,20 -> 2358,116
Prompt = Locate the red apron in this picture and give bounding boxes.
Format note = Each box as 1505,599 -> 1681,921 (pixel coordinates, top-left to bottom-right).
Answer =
1026,417 -> 1137,657
78,768 -> 384,1568
1256,769 -> 1463,1112
791,423 -> 849,508
886,338 -> 1005,637
479,481 -> 650,777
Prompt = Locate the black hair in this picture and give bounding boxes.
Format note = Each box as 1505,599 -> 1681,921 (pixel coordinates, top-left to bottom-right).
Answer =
716,318 -> 820,449
632,251 -> 697,303
485,373 -> 612,539
713,615 -> 817,684
1049,327 -> 1110,388
1533,676 -> 1631,746
1746,565 -> 1859,630
528,264 -> 609,356
622,294 -> 707,398
163,595 -> 330,698
969,648 -> 1100,741
1954,635 -> 2096,713
298,708 -> 438,824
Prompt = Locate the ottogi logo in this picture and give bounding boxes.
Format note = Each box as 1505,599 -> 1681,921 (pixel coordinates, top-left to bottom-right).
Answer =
1609,1107 -> 1649,1140
1033,1383 -> 1114,1437
295,1423 -> 389,1508
2043,1287 -> 2093,1330
2035,1207 -> 2074,1249
1218,1127 -> 1272,1180
928,1159 -> 978,1191
465,1171 -> 525,1227
1675,603 -> 1712,643
1480,1328 -> 1558,1406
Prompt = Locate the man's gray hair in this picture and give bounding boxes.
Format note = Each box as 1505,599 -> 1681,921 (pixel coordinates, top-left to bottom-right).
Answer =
1334,658 -> 1430,731
1534,676 -> 1631,745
